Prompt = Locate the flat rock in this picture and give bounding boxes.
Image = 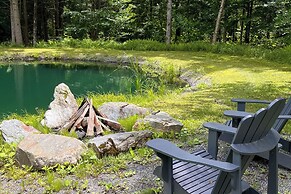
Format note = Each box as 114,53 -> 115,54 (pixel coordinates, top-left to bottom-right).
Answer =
98,102 -> 149,122
88,130 -> 152,157
41,83 -> 78,131
133,111 -> 183,132
15,134 -> 87,169
0,119 -> 40,143
180,70 -> 211,90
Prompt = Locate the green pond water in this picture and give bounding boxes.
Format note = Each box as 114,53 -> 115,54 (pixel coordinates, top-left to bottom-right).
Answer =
0,63 -> 136,117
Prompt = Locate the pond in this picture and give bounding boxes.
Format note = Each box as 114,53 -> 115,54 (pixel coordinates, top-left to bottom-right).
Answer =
0,63 -> 138,117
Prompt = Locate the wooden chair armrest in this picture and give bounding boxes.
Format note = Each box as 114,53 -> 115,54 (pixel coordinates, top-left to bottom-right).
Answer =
231,98 -> 272,104
231,98 -> 272,111
203,122 -> 237,134
231,129 -> 280,155
278,115 -> 291,119
147,138 -> 239,172
224,110 -> 253,119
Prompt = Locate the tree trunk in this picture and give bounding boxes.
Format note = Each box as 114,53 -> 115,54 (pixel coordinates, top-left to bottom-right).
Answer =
166,0 -> 172,44
54,0 -> 59,37
54,0 -> 63,37
212,0 -> 226,44
10,0 -> 23,44
240,8 -> 245,44
32,0 -> 37,45
40,0 -> 48,41
22,0 -> 29,46
244,0 -> 253,43
10,1 -> 15,43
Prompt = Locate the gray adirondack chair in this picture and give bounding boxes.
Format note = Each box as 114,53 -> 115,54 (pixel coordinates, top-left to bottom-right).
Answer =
147,98 -> 285,194
221,97 -> 291,169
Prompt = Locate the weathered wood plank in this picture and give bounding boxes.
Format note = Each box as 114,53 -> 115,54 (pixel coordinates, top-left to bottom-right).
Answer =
70,106 -> 89,132
94,115 -> 103,135
86,98 -> 95,137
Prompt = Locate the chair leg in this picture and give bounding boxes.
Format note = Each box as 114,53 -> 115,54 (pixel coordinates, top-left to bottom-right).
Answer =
242,188 -> 260,194
279,138 -> 291,152
157,153 -> 173,194
237,102 -> 246,111
208,130 -> 219,159
231,151 -> 242,194
267,145 -> 278,194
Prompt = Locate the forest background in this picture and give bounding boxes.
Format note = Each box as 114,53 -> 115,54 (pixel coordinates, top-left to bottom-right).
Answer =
1,0 -> 290,49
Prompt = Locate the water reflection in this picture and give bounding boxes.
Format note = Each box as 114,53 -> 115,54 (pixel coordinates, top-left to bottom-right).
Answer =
14,65 -> 24,108
0,64 -> 136,116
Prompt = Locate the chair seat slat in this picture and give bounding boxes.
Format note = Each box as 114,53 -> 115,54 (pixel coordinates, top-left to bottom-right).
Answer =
178,167 -> 219,187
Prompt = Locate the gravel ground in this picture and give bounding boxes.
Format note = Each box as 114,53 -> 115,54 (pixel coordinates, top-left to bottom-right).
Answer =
0,142 -> 290,194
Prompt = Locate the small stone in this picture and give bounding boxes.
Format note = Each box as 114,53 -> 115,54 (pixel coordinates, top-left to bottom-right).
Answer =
133,111 -> 183,132
98,102 -> 149,121
0,119 -> 40,143
180,71 -> 211,89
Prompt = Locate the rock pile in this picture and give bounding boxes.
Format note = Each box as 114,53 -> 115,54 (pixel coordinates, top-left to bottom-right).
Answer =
0,83 -> 184,169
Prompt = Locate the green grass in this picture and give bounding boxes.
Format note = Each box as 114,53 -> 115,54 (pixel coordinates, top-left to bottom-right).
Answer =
2,38 -> 291,65
0,45 -> 291,192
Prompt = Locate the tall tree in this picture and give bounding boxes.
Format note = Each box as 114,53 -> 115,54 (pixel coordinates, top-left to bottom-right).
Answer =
22,0 -> 29,45
244,0 -> 253,43
32,0 -> 37,45
10,0 -> 23,44
212,0 -> 226,43
166,0 -> 172,44
54,0 -> 64,37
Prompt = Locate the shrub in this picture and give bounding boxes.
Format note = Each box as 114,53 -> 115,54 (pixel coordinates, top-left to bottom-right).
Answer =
34,38 -> 291,65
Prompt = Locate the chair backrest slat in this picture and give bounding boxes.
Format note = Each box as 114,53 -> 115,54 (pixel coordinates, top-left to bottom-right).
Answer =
212,98 -> 285,194
273,98 -> 291,133
246,99 -> 285,143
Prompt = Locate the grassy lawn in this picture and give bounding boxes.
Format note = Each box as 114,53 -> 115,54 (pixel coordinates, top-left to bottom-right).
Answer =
0,47 -> 291,192
1,46 -> 291,146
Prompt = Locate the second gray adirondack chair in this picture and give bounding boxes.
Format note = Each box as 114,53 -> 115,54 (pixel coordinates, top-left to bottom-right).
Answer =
147,98 -> 285,194
221,97 -> 291,169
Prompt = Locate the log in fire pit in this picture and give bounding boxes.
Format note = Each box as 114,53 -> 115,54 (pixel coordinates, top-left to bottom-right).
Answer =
61,98 -> 122,137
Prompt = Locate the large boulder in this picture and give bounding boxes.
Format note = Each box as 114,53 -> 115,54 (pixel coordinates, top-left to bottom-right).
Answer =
41,83 -> 78,131
88,130 -> 152,157
0,119 -> 39,143
133,111 -> 183,132
98,102 -> 149,121
15,134 -> 87,169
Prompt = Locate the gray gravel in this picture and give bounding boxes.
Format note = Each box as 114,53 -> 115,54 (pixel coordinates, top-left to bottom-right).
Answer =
0,143 -> 290,194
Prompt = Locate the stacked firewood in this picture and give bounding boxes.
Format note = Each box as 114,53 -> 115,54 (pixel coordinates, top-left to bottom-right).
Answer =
61,98 -> 122,137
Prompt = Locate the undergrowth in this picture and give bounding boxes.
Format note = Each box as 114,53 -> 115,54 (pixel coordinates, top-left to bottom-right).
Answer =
33,38 -> 291,65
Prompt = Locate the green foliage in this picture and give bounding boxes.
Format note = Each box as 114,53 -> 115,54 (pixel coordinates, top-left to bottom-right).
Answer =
36,37 -> 119,49
33,38 -> 291,65
265,45 -> 291,64
0,138 -> 16,170
63,0 -> 136,41
118,115 -> 140,132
